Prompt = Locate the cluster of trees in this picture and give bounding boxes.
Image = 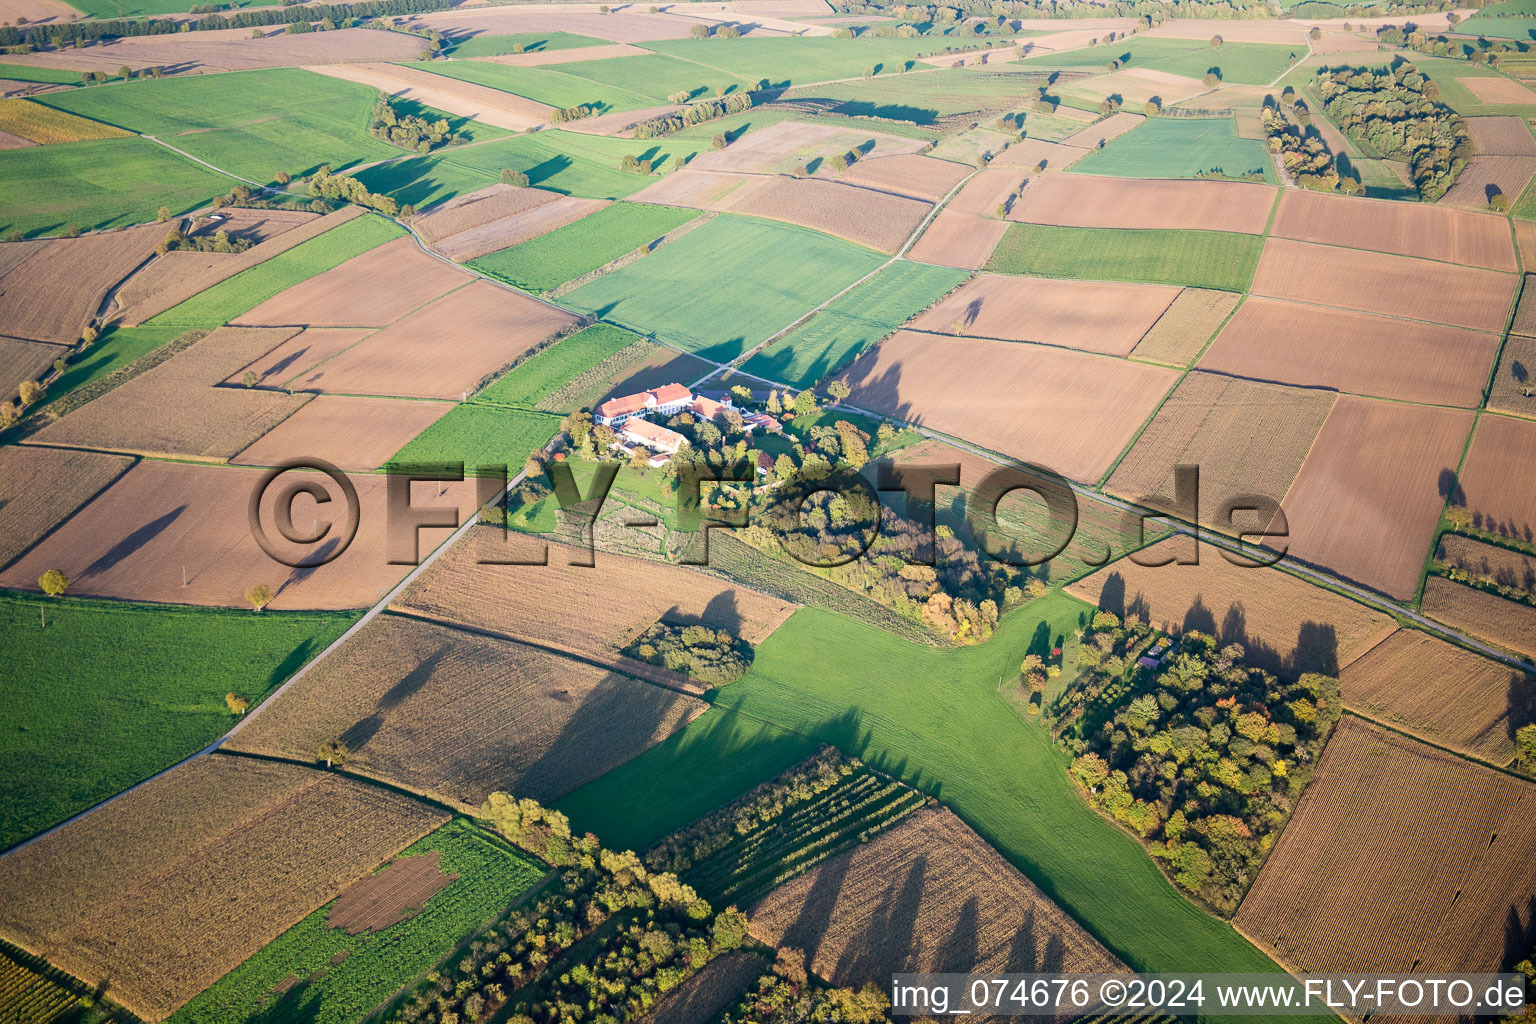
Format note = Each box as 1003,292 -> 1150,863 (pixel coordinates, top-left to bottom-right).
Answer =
309,165 -> 400,215
549,104 -> 596,123
1431,542 -> 1536,611
368,98 -> 460,152
690,21 -> 742,38
634,92 -> 753,139
618,153 -> 655,174
155,227 -> 253,255
1261,99 -> 1363,194
623,621 -> 755,686
718,948 -> 889,1024
1314,62 -> 1469,200
645,747 -> 852,874
386,794 -> 748,1024
1053,614 -> 1342,915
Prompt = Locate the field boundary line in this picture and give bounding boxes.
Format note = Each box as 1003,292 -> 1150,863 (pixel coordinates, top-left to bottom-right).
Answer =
1335,707 -> 1532,778
141,134 -> 270,189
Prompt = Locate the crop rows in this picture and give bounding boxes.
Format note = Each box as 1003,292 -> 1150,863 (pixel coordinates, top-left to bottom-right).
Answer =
682,768 -> 925,908
0,949 -> 83,1024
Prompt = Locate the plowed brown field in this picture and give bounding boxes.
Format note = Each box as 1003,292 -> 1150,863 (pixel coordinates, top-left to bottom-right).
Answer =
1129,288 -> 1240,366
230,394 -> 455,471
1,27 -> 425,75
0,335 -> 64,403
986,138 -> 1088,173
686,119 -> 923,175
1198,297 -> 1500,407
1489,334 -> 1536,418
1058,111 -> 1144,149
326,850 -> 456,935
1106,371 -> 1336,536
1250,237 -> 1517,332
1439,156 -> 1536,211
1465,115 -> 1536,155
1269,189 -> 1517,271
910,273 -> 1180,356
748,808 -> 1127,985
226,613 -> 708,806
1459,75 -> 1536,105
307,62 -> 554,130
1235,718 -> 1536,981
0,755 -> 447,1023
219,326 -> 371,388
831,153 -> 970,202
945,166 -> 1025,217
1007,173 -> 1276,234
840,330 -> 1181,482
719,175 -> 931,254
1340,628 -> 1530,765
1437,534 -> 1536,592
906,209 -> 1007,269
1067,538 -> 1397,677
1456,413 -> 1536,540
1422,576 -> 1536,659
439,196 -> 610,263
0,223 -> 161,344
413,184 -> 561,243
0,446 -> 134,570
1066,67 -> 1207,105
1267,396 -> 1475,601
288,280 -> 579,400
0,459 -> 482,609
233,236 -> 471,328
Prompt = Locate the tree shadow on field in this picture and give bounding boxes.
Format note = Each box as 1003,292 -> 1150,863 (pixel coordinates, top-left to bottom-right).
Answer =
832,850 -> 927,984
81,505 -> 185,580
1506,669 -> 1536,748
1504,894 -> 1536,973
837,345 -> 919,433
525,154 -> 575,190
340,643 -> 451,752
264,637 -> 320,690
248,974 -> 324,1024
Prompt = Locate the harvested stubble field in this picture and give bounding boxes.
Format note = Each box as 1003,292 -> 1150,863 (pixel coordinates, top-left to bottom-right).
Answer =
830,153 -> 970,201
1057,110 -> 1145,150
910,273 -> 1180,356
476,321 -> 643,411
1269,181 -> 1518,272
1267,396 -> 1475,601
989,222 -> 1262,293
563,215 -> 885,362
1106,372 -> 1336,536
233,236 -> 471,329
8,27 -> 425,75
483,41 -> 651,64
220,327 -> 372,389
748,807 -> 1128,985
436,195 -> 609,264
1438,534 -> 1536,592
1234,718 -> 1536,979
1440,155 -> 1536,211
288,280 -> 579,400
686,119 -> 923,175
987,137 -> 1089,172
1489,335 -> 1536,418
227,613 -> 708,807
393,530 -> 796,685
1064,67 -> 1208,106
1422,576 -> 1536,659
1129,288 -> 1240,366
1006,173 -> 1277,234
31,326 -> 311,460
307,61 -> 552,131
325,849 -> 456,935
1249,237 -> 1517,333
945,166 -> 1026,218
413,183 -> 559,244
0,446 -> 133,571
0,755 -> 447,1023
1197,297 -> 1500,408
230,395 -> 455,472
840,330 -> 1181,483
0,335 -> 63,402
1341,628 -> 1532,765
1457,414 -> 1536,539
905,208 -> 1009,270
742,259 -> 969,389
718,175 -> 932,255
1465,115 -> 1536,155
639,950 -> 766,1024
0,99 -> 130,145
148,213 -> 405,328
115,207 -> 364,327
1068,538 -> 1397,677
1458,75 -> 1536,106
0,222 -> 161,344
0,459 -> 482,610
468,201 -> 695,293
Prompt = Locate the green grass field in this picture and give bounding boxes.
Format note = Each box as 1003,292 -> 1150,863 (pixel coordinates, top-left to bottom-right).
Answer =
0,64 -> 90,85
570,595 -> 1288,975
742,259 -> 968,388
988,222 -> 1260,292
468,202 -> 697,293
407,59 -> 660,114
356,130 -> 660,208
0,136 -> 230,237
37,326 -> 188,411
384,404 -> 562,475
167,817 -> 546,1024
562,215 -> 886,362
1412,56 -> 1536,116
62,0 -> 255,16
0,591 -> 356,853
1447,0 -> 1536,38
476,323 -> 644,410
647,36 -> 967,90
1073,115 -> 1275,182
1020,37 -> 1301,85
147,214 -> 403,327
551,52 -> 752,104
784,66 -> 1049,126
37,68 -> 401,184
555,708 -> 821,852
441,30 -> 611,57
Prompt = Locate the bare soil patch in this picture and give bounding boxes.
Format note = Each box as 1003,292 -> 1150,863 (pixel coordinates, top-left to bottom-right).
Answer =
831,153 -> 971,202
231,394 -> 455,471
687,119 -> 923,175
1458,75 -> 1536,105
1440,155 -> 1536,211
227,613 -> 709,805
1008,173 -> 1276,233
696,174 -> 931,253
906,210 -> 1007,269
413,184 -> 561,244
0,755 -> 447,1023
748,807 -> 1126,985
1457,413 -> 1536,540
0,446 -> 134,571
308,62 -> 553,130
220,326 -> 372,388
911,273 -> 1180,356
0,223 -> 161,344
945,166 -> 1026,217
0,459 -> 482,609
1068,538 -> 1397,677
1267,395 -> 1475,601
326,850 -> 457,934
1438,534 -> 1536,593
1466,115 -> 1536,155
1489,334 -> 1536,418
1234,718 -> 1536,981
1147,18 -> 1309,42
5,28 -> 425,75
1198,296 -> 1499,407
288,280 -> 579,400
986,138 -> 1089,173
0,335 -> 65,403
1250,237 -> 1517,332
234,236 -> 471,328
1129,287 -> 1240,366
1058,111 -> 1144,149
1422,575 -> 1536,658
840,329 -> 1180,483
440,196 -> 609,263
1066,67 -> 1207,106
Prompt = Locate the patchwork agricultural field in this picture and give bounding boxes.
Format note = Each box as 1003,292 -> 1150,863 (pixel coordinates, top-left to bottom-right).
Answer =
6,10 -> 1536,1021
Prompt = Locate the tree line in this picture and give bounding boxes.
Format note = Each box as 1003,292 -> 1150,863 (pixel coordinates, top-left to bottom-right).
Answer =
1314,61 -> 1469,201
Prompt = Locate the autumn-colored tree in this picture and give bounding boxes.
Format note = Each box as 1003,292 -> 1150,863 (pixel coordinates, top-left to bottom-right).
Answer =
245,583 -> 273,612
225,692 -> 250,715
39,569 -> 69,597
18,380 -> 42,406
317,738 -> 349,768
